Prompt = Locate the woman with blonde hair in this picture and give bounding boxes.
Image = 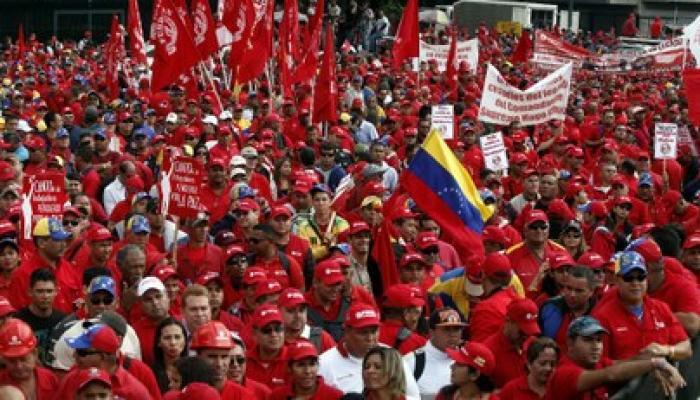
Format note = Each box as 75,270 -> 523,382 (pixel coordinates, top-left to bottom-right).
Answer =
362,346 -> 407,400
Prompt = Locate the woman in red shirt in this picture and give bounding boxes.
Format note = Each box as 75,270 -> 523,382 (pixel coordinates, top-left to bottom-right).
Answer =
500,337 -> 560,400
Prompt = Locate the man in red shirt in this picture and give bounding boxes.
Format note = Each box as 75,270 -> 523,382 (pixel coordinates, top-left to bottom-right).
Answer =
248,224 -> 305,290
479,298 -> 541,388
305,259 -> 351,341
229,267 -> 267,325
506,209 -> 567,292
469,252 -> 519,342
200,158 -> 232,225
680,233 -> 700,283
280,288 -> 336,353
0,318 -> 59,400
378,283 -> 427,354
72,224 -> 116,276
245,304 -> 290,389
269,340 -> 343,400
132,277 -> 170,366
177,212 -> 223,283
269,205 -> 314,287
592,251 -> 691,361
196,272 -> 244,333
8,217 -> 81,314
546,316 -> 685,400
190,320 -> 252,398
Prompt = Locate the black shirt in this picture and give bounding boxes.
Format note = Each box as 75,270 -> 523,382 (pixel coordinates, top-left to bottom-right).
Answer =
14,306 -> 67,364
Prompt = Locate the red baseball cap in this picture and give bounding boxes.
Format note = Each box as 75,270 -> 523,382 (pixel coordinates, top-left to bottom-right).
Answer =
269,205 -> 292,219
314,260 -> 344,285
577,251 -> 606,270
278,288 -> 308,309
415,232 -> 439,250
236,198 -> 260,212
446,342 -> 495,375
348,221 -> 371,236
344,303 -> 380,328
683,234 -> 700,250
195,272 -> 224,287
632,223 -> 655,239
506,298 -> 541,336
242,267 -> 268,285
89,225 -> 113,243
254,279 -> 283,299
614,196 -> 633,207
292,180 -> 312,194
152,265 -> 179,282
180,382 -> 221,400
75,367 -> 112,392
482,252 -> 512,278
524,209 -> 548,226
288,340 -> 318,361
509,152 -> 529,165
252,304 -> 283,328
399,252 -> 428,269
482,226 -> 509,247
580,201 -> 608,219
208,158 -> 227,169
550,253 -> 575,270
383,284 -> 425,308
629,238 -> 662,263
225,245 -> 246,260
394,208 -> 418,220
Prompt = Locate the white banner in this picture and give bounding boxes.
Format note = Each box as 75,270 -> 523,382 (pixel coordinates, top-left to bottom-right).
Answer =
431,105 -> 454,139
419,39 -> 479,73
654,123 -> 678,160
684,15 -> 700,65
478,63 -> 573,126
479,132 -> 509,172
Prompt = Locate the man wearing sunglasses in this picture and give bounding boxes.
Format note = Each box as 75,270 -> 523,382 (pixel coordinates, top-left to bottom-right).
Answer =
245,304 -> 289,389
592,251 -> 692,362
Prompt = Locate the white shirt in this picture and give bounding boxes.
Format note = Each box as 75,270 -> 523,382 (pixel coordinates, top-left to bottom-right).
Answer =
51,319 -> 142,371
102,178 -> 126,216
403,341 -> 453,399
319,344 -> 421,399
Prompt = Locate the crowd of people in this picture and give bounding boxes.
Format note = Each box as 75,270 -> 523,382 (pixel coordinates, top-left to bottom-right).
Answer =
0,5 -> 696,400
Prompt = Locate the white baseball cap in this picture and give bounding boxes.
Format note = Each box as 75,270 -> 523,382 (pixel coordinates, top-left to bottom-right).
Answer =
202,115 -> 218,125
137,276 -> 166,297
165,112 -> 178,124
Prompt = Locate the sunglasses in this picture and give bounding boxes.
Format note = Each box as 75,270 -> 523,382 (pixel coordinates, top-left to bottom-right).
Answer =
90,295 -> 115,305
621,273 -> 647,283
230,356 -> 246,365
528,223 -> 549,231
261,324 -> 283,335
76,349 -> 102,357
63,220 -> 80,227
421,247 -> 439,255
227,256 -> 248,265
617,204 -> 632,211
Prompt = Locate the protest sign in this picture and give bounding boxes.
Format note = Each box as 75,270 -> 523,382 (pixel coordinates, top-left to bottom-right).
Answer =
21,171 -> 68,238
654,123 -> 678,160
431,105 -> 455,139
478,63 -> 572,126
678,125 -> 698,156
479,132 -> 509,172
167,156 -> 206,218
419,39 -> 479,72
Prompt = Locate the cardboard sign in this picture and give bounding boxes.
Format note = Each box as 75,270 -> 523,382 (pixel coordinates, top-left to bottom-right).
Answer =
478,63 -> 572,126
479,132 -> 509,172
21,171 -> 68,239
419,39 -> 479,73
167,156 -> 206,218
654,123 -> 678,160
431,105 -> 455,139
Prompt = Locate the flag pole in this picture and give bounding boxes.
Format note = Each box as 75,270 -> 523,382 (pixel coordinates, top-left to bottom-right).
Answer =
199,62 -> 225,113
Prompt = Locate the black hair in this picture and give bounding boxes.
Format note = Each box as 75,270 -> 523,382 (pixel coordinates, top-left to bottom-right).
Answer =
651,225 -> 683,258
526,337 -> 560,365
152,317 -> 189,393
75,145 -> 94,163
252,223 -> 276,238
567,265 -> 596,289
299,146 -> 316,167
82,266 -> 112,287
177,356 -> 217,388
30,268 -> 56,287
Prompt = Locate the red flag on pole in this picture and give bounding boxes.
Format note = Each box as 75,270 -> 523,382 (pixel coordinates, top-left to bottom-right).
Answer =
17,24 -> 25,60
190,0 -> 219,60
511,28 -> 532,64
105,15 -> 125,99
445,29 -> 458,100
150,0 -> 201,90
370,190 -> 409,290
235,0 -> 274,84
683,68 -> 700,125
290,0 -> 324,84
128,0 -> 147,64
312,25 -> 338,123
391,0 -> 419,68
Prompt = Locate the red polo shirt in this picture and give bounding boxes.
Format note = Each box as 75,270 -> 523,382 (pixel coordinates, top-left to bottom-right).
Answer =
506,241 -> 567,290
280,233 -> 312,269
469,287 -> 518,342
119,354 -> 162,400
305,289 -> 342,321
269,377 -> 343,400
132,316 -> 160,366
54,366 -> 152,400
8,253 -> 81,314
242,377 -> 272,399
378,320 -> 427,355
499,375 -> 541,400
648,270 -> 700,315
251,255 -> 305,290
221,379 -> 254,399
0,366 -> 58,400
176,242 -> 224,283
245,345 -> 290,389
544,355 -> 612,400
591,294 -> 688,360
480,331 -> 527,388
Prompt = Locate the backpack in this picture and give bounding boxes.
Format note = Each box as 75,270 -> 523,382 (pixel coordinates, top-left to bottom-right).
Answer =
412,349 -> 426,381
306,296 -> 352,341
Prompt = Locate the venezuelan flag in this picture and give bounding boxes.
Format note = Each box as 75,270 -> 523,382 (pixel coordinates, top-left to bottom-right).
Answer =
403,130 -> 494,256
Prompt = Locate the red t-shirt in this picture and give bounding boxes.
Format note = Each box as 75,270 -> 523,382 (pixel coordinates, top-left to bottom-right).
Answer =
469,288 -> 518,343
245,345 -> 290,389
132,316 -> 160,366
545,355 -> 612,400
269,377 -> 343,400
499,375 -> 541,400
378,320 -> 427,355
506,241 -> 567,290
8,254 -> 81,314
220,379 -> 255,399
0,367 -> 58,400
648,269 -> 700,315
480,331 -> 527,388
176,243 -> 224,283
251,256 -> 304,290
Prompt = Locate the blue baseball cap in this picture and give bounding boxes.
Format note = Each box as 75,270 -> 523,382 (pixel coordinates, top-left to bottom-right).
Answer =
567,316 -> 608,338
88,276 -> 116,296
127,214 -> 151,234
102,112 -> 116,125
66,324 -> 120,353
134,126 -> 154,139
615,251 -> 647,277
32,217 -> 71,241
237,185 -> 257,199
479,188 -> 496,203
93,128 -> 107,139
56,127 -> 69,139
637,172 -> 653,188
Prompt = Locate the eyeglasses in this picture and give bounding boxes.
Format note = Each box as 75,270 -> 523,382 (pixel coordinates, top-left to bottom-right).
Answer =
90,295 -> 115,305
63,220 -> 80,227
261,324 -> 283,335
230,356 -> 246,365
528,223 -> 549,231
621,273 -> 647,283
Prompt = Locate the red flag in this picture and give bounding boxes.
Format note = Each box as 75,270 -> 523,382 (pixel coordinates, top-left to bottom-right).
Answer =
128,0 -> 147,64
391,0 -> 419,68
190,0 -> 219,60
511,29 -> 532,64
151,0 -> 201,90
370,190 -> 409,290
312,25 -> 338,123
220,0 -> 254,52
105,16 -> 124,99
17,24 -> 25,60
683,68 -> 700,125
290,0 -> 324,84
445,30 -> 458,100
235,0 -> 274,84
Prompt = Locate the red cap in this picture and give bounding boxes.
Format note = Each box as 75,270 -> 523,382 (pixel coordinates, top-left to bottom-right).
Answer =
399,252 -> 427,269
75,368 -> 112,392
614,196 -> 632,206
482,226 -> 509,247
254,279 -> 283,299
550,253 -> 575,270
577,251 -> 606,270
152,265 -> 179,282
242,267 -> 268,285
190,321 -> 233,350
446,342 -> 495,375
180,382 -> 221,400
524,209 -> 548,226
252,304 -> 283,328
506,298 -> 541,336
482,252 -> 512,278
292,180 -> 312,194
269,205 -> 292,219
415,232 -> 439,250
684,234 -> 700,250
383,284 -> 425,308
236,198 -> 260,212
24,136 -> 45,150
313,260 -> 345,285
288,340 -> 318,361
348,221 -> 371,236
0,221 -> 15,236
662,190 -> 682,208
89,225 -> 113,243
279,288 -> 308,308
394,208 -> 418,220
632,223 -> 655,239
631,238 -> 662,263
208,158 -> 227,169
225,245 -> 246,260
195,271 -> 223,287
344,303 -> 380,328
509,152 -> 529,165
586,201 -> 608,219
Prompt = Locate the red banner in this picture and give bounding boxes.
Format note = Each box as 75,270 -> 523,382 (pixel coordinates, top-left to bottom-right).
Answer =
23,171 -> 68,223
167,156 -> 206,218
